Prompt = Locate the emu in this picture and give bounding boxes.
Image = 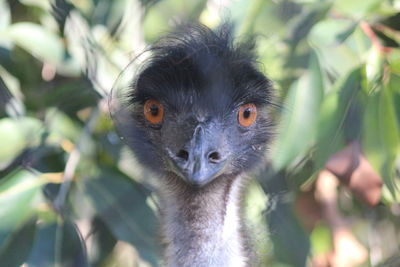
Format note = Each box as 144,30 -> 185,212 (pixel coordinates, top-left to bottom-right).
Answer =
112,23 -> 273,267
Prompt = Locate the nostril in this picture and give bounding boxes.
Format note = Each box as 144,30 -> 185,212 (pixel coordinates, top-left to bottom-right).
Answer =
176,149 -> 189,161
208,151 -> 221,163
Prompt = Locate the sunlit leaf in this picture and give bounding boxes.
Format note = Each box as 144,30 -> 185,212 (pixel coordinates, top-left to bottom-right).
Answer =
310,223 -> 332,256
0,170 -> 42,245
309,19 -> 355,47
143,0 -> 207,42
0,119 -> 25,168
45,109 -> 81,145
19,0 -> 51,10
0,117 -> 43,169
388,50 -> 400,75
0,0 -> 10,31
6,22 -> 64,64
366,47 -> 385,94
333,0 -> 382,18
309,19 -> 362,77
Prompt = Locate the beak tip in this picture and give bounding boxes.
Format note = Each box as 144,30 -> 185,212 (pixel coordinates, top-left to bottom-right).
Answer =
167,149 -> 227,187
182,171 -> 207,187
183,165 -> 224,187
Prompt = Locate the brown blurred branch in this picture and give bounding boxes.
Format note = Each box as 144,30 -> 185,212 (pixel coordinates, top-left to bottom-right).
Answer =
53,108 -> 100,214
313,170 -> 368,267
325,141 -> 382,207
360,21 -> 392,54
297,142 -> 383,267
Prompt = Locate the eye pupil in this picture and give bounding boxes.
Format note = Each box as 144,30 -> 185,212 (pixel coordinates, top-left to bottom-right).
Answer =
150,104 -> 159,116
243,108 -> 251,119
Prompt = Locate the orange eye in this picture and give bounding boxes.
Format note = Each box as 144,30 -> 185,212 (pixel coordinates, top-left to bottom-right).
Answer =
238,103 -> 257,127
144,99 -> 164,124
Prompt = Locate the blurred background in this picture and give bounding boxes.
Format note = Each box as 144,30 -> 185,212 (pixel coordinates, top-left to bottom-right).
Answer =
0,0 -> 399,266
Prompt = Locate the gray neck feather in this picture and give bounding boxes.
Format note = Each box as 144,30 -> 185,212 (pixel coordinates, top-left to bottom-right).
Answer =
157,173 -> 248,267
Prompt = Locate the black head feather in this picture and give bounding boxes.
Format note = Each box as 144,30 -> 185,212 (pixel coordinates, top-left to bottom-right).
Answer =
112,23 -> 274,186
131,23 -> 272,112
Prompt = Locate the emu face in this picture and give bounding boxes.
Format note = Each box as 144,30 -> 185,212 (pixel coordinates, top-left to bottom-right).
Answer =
126,25 -> 273,187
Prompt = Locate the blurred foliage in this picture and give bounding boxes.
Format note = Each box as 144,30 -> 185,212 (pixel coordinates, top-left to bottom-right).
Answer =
0,0 -> 399,266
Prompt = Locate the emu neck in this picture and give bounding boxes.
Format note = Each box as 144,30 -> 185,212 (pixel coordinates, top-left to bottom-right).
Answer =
159,174 -> 247,267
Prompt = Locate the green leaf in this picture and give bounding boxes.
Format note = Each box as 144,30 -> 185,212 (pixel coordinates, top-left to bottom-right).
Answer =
0,170 -> 44,245
266,199 -> 310,266
6,22 -> 64,64
45,108 -> 81,144
262,171 -> 310,266
0,217 -> 37,267
388,50 -> 400,76
314,67 -> 363,169
286,2 -> 331,48
0,0 -> 10,31
0,117 -> 43,169
88,218 -> 117,266
366,47 -> 385,91
143,0 -> 207,42
0,119 -> 25,168
0,170 -> 61,248
362,87 -> 400,196
0,66 -> 24,117
309,19 -> 355,47
19,0 -> 51,10
380,89 -> 400,157
27,219 -> 88,267
310,223 -> 332,256
272,53 -> 324,171
237,0 -> 267,36
81,167 -> 160,265
333,0 -> 382,18
309,19 -> 363,77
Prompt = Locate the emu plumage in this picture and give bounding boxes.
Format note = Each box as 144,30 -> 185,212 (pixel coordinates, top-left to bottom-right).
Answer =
113,23 -> 273,267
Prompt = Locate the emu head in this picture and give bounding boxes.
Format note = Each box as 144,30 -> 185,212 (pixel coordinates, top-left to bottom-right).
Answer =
112,24 -> 273,187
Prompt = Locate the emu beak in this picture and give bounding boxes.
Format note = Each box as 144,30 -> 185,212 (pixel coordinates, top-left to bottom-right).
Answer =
168,124 -> 227,187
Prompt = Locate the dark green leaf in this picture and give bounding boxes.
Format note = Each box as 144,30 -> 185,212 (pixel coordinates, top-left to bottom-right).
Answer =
314,67 -> 363,169
267,204 -> 310,266
286,3 -> 331,49
362,87 -> 400,196
88,217 -> 117,266
81,167 -> 160,265
262,172 -> 310,267
0,217 -> 37,267
51,0 -> 74,35
27,220 -> 88,267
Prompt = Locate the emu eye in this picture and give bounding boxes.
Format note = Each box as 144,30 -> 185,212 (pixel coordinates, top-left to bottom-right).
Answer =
144,99 -> 164,124
238,103 -> 257,127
